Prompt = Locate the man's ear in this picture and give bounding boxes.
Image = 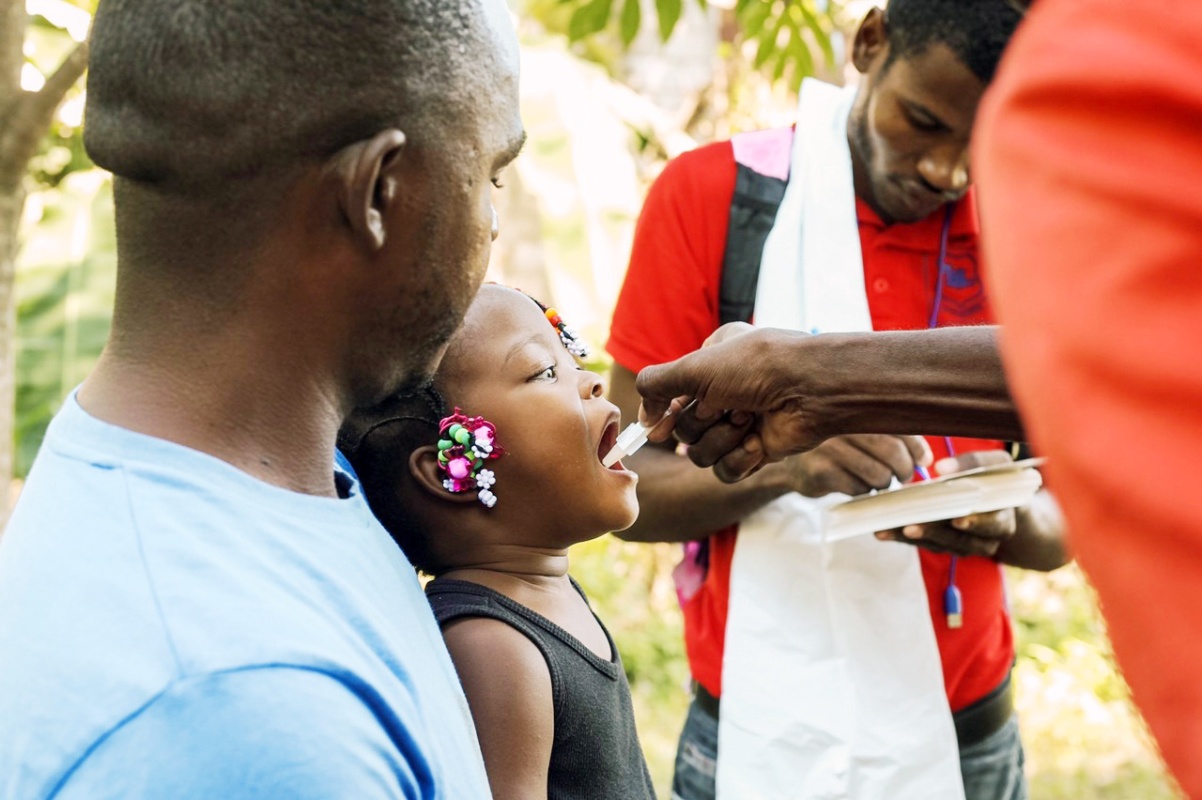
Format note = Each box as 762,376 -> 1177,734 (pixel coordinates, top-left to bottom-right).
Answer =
409,445 -> 481,505
851,7 -> 889,75
330,129 -> 407,252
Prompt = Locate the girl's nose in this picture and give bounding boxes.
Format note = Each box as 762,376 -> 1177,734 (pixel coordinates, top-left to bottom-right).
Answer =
582,371 -> 605,399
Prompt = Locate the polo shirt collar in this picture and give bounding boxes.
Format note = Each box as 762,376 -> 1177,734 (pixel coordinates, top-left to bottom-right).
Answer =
855,187 -> 980,249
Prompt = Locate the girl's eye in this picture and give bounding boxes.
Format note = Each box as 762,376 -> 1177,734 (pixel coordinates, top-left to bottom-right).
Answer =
533,365 -> 556,381
491,176 -> 505,189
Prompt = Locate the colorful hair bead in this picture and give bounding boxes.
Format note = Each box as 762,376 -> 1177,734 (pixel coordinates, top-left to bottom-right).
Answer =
540,305 -> 590,359
508,287 -> 592,359
436,408 -> 504,507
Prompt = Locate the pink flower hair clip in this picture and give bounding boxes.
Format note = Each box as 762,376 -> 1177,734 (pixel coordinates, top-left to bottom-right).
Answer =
436,408 -> 504,508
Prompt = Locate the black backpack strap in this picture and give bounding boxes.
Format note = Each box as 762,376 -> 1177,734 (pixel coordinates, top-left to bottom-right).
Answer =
718,163 -> 788,325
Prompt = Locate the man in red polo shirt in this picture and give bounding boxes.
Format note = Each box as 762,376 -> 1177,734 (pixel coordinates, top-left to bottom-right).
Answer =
607,2 -> 1065,798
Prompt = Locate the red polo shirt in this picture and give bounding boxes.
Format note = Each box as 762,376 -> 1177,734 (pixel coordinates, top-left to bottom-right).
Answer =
977,0 -> 1202,791
609,136 -> 1012,712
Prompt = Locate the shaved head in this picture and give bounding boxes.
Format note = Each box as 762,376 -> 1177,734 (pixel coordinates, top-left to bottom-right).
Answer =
84,0 -> 504,189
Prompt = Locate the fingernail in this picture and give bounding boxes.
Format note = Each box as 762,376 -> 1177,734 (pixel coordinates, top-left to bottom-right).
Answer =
903,525 -> 922,539
934,457 -> 958,475
952,518 -> 971,531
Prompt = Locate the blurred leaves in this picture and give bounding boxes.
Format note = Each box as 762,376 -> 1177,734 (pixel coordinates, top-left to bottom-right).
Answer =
15,173 -> 114,476
21,5 -> 92,190
541,0 -> 842,92
8,0 -> 98,473
654,0 -> 683,43
619,0 -> 641,45
1006,566 -> 1178,798
567,0 -> 613,42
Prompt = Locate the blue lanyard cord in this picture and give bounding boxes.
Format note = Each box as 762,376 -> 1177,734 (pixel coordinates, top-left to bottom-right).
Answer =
930,204 -> 964,629
943,434 -> 962,627
928,204 -> 956,329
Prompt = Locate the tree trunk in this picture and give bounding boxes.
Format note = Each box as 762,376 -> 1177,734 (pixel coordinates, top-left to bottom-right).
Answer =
0,0 -> 25,531
0,0 -> 88,529
0,184 -> 19,529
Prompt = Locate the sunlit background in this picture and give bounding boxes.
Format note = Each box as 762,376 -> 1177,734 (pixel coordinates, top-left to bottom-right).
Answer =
4,0 -> 1181,796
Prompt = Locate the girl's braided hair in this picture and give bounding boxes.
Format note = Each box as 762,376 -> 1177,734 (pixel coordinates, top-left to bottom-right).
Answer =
338,382 -> 450,573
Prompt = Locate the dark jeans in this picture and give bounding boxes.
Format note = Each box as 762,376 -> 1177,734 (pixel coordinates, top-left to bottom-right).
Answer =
959,714 -> 1028,800
670,696 -> 719,800
670,694 -> 1027,800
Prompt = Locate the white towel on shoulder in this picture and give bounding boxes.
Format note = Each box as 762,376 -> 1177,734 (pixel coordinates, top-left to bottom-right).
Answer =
716,78 -> 966,800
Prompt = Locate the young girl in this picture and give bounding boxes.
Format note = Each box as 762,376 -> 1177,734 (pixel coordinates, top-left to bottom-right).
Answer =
339,284 -> 655,799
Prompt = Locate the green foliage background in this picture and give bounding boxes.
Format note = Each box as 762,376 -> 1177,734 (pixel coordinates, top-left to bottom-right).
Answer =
537,0 -> 841,91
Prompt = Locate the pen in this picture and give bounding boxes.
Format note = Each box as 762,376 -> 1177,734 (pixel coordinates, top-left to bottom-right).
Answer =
914,459 -> 962,628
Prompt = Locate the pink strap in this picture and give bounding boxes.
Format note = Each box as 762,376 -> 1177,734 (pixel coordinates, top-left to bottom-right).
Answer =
730,127 -> 794,181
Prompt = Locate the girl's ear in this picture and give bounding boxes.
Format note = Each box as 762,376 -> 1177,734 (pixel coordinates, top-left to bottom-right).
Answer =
409,445 -> 480,505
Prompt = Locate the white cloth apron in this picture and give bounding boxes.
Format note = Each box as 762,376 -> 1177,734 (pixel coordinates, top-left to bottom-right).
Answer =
715,79 -> 966,800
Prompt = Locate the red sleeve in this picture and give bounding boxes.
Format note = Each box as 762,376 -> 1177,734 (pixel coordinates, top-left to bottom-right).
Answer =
976,1 -> 1202,793
606,141 -> 737,373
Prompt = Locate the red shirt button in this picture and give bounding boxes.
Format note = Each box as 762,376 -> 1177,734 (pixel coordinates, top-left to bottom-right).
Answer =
873,277 -> 890,292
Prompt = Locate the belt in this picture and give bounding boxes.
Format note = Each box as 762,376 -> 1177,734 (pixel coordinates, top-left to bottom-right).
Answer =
692,673 -> 1013,750
694,682 -> 721,720
952,673 -> 1014,748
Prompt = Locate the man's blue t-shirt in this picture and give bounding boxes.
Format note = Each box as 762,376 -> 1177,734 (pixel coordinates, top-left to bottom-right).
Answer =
0,394 -> 490,798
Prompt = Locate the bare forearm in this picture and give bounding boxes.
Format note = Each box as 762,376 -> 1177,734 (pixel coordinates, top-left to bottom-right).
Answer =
995,491 -> 1069,571
794,326 -> 1023,442
617,446 -> 792,543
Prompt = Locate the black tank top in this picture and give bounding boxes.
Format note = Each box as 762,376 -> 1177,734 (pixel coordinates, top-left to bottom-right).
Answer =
426,578 -> 657,800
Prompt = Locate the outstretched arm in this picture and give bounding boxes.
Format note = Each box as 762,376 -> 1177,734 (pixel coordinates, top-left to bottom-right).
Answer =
637,325 -> 1021,483
609,364 -> 931,542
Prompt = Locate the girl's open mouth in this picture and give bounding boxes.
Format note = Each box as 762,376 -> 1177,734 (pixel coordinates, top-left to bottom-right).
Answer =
598,420 -> 621,469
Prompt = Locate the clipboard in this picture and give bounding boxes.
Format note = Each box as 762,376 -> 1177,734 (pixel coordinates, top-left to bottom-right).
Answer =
823,458 -> 1046,542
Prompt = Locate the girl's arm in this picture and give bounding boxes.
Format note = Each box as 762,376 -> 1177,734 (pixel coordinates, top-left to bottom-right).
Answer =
441,617 -> 553,799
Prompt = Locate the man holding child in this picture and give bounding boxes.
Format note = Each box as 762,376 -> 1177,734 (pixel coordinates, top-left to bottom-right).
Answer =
0,0 -> 522,796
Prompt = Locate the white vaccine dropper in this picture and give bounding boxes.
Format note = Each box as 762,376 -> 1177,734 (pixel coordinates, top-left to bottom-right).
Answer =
602,399 -> 698,468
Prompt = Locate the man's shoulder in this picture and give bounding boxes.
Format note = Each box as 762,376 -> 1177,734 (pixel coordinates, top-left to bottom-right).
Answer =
648,138 -> 739,206
658,126 -> 795,186
729,126 -> 794,181
668,137 -> 737,171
